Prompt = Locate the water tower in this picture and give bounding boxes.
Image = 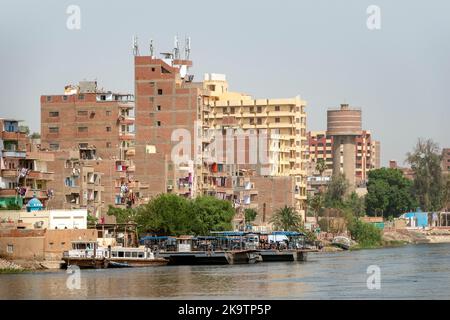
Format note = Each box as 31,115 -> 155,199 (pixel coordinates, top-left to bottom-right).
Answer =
327,104 -> 362,190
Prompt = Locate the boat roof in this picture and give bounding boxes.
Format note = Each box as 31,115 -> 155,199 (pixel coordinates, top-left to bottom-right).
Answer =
139,236 -> 175,241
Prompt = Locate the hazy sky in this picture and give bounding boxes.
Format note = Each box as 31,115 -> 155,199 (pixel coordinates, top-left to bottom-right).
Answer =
0,0 -> 449,166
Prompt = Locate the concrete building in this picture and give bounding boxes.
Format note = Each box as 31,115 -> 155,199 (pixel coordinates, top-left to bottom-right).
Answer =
0,208 -> 87,230
307,129 -> 381,184
327,104 -> 362,190
40,82 -> 142,218
0,119 -> 55,209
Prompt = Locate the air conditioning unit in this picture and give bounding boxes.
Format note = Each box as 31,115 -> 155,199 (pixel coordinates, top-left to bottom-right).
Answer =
167,185 -> 173,191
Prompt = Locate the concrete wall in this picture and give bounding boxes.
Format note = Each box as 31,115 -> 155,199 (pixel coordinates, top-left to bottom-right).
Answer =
0,228 -> 98,260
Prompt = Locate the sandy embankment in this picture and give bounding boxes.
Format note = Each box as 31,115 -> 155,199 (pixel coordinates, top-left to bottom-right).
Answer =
382,229 -> 450,244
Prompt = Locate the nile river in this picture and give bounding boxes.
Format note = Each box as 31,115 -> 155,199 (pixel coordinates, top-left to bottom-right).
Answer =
1,243 -> 450,299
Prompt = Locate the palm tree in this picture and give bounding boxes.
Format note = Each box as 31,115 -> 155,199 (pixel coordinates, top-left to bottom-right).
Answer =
270,206 -> 302,231
307,193 -> 324,224
315,158 -> 327,177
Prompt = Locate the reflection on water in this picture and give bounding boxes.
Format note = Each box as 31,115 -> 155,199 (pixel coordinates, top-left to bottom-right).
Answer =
1,243 -> 450,299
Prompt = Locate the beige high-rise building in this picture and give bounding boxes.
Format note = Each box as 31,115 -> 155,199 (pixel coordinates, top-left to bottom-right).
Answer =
201,73 -> 308,218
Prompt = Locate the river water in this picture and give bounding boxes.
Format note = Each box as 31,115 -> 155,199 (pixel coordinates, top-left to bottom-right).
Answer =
1,243 -> 449,299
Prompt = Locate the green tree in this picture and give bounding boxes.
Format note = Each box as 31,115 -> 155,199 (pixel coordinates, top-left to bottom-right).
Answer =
19,125 -> 30,135
244,208 -> 258,224
190,196 -> 235,235
406,138 -> 445,211
346,215 -> 382,247
307,192 -> 324,221
315,158 -> 327,176
345,192 -> 365,217
366,168 -> 416,218
135,193 -> 191,236
270,206 -> 302,231
30,132 -> 41,139
107,205 -> 137,224
324,173 -> 348,208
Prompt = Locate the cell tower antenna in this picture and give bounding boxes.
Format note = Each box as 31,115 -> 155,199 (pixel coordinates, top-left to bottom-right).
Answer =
173,35 -> 180,60
149,39 -> 154,57
185,36 -> 191,60
132,35 -> 140,56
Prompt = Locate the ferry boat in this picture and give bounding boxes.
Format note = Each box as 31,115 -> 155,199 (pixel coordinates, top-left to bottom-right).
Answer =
62,241 -> 168,269
140,235 -> 262,265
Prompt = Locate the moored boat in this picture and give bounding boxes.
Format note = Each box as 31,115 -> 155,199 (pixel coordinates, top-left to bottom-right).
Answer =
62,241 -> 168,269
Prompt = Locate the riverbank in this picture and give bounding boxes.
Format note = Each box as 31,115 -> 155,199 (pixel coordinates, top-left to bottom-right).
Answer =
382,228 -> 450,244
0,257 -> 51,273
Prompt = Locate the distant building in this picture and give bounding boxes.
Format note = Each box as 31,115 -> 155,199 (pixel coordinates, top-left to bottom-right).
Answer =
40,82 -> 141,218
307,129 -> 381,185
389,160 -> 414,180
0,118 -> 55,209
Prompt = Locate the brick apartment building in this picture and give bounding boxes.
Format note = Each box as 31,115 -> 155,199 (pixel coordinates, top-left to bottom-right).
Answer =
307,130 -> 380,185
40,82 -> 142,218
0,118 -> 55,209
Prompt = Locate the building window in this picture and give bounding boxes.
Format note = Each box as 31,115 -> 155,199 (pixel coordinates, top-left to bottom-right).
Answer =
78,126 -> 88,133
49,111 -> 59,117
106,110 -> 111,116
63,95 -> 68,101
257,118 -> 262,125
250,118 -> 254,125
158,89 -> 163,95
78,94 -> 84,100
275,118 -> 280,123
257,106 -> 262,113
151,68 -> 155,72
7,244 -> 13,254
49,127 -> 59,133
100,95 -> 106,101
46,96 -> 52,102
106,126 -> 111,132
275,106 -> 280,111
156,121 -> 161,127
230,107 -> 235,114
77,110 -> 88,116
49,143 -> 59,151
249,106 -> 254,113
157,105 -> 161,111
106,142 -> 112,148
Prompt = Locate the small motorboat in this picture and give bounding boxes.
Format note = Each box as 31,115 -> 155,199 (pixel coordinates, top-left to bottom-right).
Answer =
331,236 -> 352,250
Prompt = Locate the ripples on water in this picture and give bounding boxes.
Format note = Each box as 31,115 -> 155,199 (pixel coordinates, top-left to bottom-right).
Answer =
1,243 -> 450,299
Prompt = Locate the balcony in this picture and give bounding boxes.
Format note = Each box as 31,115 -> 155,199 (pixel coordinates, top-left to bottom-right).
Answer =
0,189 -> 16,197
118,115 -> 135,125
25,189 -> 49,199
2,151 -> 26,158
119,132 -> 135,141
2,131 -> 27,141
26,151 -> 54,162
118,102 -> 135,109
27,171 -> 54,181
1,169 -> 17,178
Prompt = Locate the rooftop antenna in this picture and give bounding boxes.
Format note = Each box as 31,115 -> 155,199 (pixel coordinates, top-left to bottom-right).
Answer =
149,39 -> 154,57
185,36 -> 191,60
173,35 -> 180,60
132,35 -> 140,56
